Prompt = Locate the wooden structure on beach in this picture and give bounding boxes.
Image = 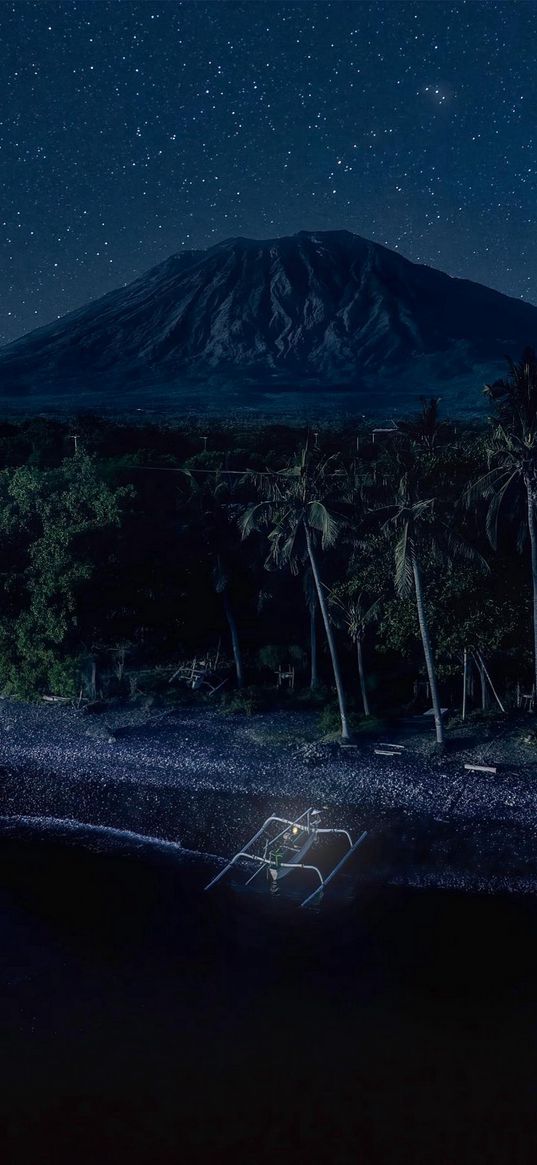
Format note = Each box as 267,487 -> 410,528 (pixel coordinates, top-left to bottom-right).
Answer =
169,647 -> 229,695
275,664 -> 295,690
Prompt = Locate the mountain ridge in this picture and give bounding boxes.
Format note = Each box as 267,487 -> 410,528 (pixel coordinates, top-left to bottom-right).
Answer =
1,230 -> 536,416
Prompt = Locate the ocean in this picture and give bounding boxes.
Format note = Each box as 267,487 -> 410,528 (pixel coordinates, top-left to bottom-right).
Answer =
2,830 -> 536,1164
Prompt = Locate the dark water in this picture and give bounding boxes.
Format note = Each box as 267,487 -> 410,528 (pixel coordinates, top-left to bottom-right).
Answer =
2,835 -> 537,1165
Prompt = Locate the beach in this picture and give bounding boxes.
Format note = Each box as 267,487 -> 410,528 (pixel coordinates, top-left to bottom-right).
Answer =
1,698 -> 536,895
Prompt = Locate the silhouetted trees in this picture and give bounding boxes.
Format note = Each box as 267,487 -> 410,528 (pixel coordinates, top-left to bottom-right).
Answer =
0,360 -> 536,743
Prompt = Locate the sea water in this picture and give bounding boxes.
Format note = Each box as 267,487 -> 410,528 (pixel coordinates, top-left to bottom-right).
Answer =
1,829 -> 536,1164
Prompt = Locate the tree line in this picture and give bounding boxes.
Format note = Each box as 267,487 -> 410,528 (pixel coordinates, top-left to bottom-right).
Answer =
1,349 -> 537,745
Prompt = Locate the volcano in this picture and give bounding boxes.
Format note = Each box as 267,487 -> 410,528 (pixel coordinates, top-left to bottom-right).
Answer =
1,230 -> 536,417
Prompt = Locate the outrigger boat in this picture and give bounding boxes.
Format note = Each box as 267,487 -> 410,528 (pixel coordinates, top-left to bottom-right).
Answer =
204,807 -> 367,907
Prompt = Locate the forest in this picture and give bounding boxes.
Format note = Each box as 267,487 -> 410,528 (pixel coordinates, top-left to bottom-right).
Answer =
1,349 -> 537,748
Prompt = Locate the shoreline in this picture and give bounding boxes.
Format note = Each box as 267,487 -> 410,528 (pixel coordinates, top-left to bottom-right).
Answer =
1,698 -> 536,896
1,813 -> 535,900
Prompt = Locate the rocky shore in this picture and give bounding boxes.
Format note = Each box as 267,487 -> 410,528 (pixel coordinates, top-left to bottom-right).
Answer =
0,698 -> 536,895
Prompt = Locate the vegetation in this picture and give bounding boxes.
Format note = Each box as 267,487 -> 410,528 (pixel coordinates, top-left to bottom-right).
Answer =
240,443 -> 352,739
0,359 -> 536,744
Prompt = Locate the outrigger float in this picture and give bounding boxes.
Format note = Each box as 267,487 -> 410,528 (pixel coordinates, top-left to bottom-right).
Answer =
204,808 -> 368,908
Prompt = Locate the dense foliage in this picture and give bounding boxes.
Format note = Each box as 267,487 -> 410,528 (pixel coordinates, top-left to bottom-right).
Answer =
0,381 -> 534,735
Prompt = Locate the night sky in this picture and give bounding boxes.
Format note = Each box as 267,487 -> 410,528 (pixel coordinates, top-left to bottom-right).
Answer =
2,0 -> 536,345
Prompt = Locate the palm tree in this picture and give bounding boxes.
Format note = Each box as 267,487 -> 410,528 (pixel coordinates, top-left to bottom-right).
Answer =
213,552 -> 245,688
303,567 -> 320,690
328,586 -> 380,717
383,475 -> 445,745
181,463 -> 246,688
240,444 -> 352,740
377,458 -> 487,747
397,396 -> 447,453
466,348 -> 537,696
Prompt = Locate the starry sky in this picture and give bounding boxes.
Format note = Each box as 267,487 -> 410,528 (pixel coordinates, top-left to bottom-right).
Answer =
1,0 -> 536,345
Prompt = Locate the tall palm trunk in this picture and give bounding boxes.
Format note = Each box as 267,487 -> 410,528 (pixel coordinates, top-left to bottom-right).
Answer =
356,637 -> 370,717
303,522 -> 351,740
410,545 -> 444,746
476,654 -> 488,712
222,589 -> 244,689
88,656 -> 97,701
309,599 -> 319,690
526,479 -> 537,699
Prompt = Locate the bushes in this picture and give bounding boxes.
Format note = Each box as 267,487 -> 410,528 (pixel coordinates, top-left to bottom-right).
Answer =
0,414 -> 529,725
220,685 -> 269,716
318,702 -> 357,736
257,644 -> 307,672
288,684 -> 330,709
318,702 -> 384,737
0,646 -> 80,701
445,708 -> 505,729
220,682 -> 334,718
0,453 -> 127,701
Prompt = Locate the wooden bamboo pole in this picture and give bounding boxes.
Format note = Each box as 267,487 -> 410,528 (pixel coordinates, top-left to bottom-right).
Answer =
476,651 -> 505,714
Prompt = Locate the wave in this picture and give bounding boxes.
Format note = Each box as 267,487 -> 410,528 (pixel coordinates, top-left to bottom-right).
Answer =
2,815 -> 534,900
0,813 -> 222,866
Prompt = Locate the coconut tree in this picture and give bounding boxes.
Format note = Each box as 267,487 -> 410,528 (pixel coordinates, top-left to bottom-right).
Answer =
396,396 -> 447,453
375,452 -> 488,747
382,474 -> 445,745
328,585 -> 380,717
212,552 -> 245,688
465,348 -> 537,697
240,444 -> 352,740
180,463 -> 246,688
303,567 -> 320,690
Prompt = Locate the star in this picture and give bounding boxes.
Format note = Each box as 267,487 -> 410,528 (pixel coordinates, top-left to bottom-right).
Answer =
0,1 -> 536,345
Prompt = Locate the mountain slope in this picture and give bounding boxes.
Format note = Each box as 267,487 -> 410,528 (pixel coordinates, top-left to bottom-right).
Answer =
1,230 -> 537,416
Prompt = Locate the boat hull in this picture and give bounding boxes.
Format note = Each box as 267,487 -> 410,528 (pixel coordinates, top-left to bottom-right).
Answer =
269,830 -> 317,880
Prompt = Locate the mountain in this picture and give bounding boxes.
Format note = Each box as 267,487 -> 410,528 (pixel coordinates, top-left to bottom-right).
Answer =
2,229 -> 537,417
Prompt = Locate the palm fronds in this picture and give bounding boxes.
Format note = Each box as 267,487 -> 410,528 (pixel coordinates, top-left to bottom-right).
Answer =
394,521 -> 414,598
